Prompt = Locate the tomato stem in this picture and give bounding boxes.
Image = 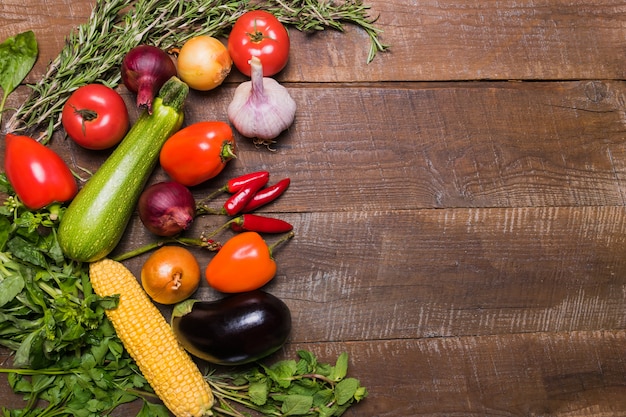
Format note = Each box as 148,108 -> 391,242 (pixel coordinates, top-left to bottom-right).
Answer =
72,106 -> 98,121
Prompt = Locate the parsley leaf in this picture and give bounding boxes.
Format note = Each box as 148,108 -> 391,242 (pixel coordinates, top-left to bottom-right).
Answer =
0,177 -> 168,416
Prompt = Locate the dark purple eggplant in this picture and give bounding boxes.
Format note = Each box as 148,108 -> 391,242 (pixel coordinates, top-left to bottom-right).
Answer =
171,290 -> 291,365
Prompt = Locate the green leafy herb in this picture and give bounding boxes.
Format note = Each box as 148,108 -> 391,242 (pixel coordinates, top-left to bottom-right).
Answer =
0,175 -> 169,416
0,30 -> 38,126
208,350 -> 368,416
7,0 -> 387,140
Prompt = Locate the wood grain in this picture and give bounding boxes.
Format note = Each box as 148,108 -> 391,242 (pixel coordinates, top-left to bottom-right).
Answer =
1,0 -> 626,416
2,0 -> 626,83
20,80 -> 626,211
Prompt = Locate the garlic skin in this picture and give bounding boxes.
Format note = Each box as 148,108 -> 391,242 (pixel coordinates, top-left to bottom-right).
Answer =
227,56 -> 296,147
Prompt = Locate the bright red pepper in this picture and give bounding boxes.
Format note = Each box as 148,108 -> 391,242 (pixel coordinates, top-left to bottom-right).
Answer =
226,171 -> 269,193
195,171 -> 270,210
230,214 -> 293,233
242,178 -> 290,213
159,121 -> 237,186
223,177 -> 267,216
4,133 -> 78,209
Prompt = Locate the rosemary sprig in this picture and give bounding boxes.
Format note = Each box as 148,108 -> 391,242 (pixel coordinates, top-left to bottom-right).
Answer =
268,0 -> 387,62
5,0 -> 387,141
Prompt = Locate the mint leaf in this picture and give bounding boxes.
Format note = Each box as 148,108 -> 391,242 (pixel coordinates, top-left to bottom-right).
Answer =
249,378 -> 269,405
316,361 -> 333,378
280,394 -> 313,415
288,378 -> 321,396
297,349 -> 317,370
265,359 -> 297,388
335,378 -> 360,406
318,404 -> 340,417
312,388 -> 334,406
354,385 -> 368,402
330,352 -> 348,382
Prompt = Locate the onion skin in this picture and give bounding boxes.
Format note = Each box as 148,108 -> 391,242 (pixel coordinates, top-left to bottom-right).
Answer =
141,246 -> 201,305
176,36 -> 232,91
121,45 -> 178,113
171,290 -> 292,365
138,181 -> 196,236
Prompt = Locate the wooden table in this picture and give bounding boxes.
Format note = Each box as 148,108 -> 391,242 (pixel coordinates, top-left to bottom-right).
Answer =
2,1 -> 626,415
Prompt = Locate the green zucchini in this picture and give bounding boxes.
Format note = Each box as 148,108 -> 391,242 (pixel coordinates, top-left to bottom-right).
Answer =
58,76 -> 189,262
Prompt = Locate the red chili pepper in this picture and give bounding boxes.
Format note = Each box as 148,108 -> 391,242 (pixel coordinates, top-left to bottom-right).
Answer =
196,171 -> 270,209
226,170 -> 270,193
230,214 -> 293,233
242,178 -> 290,213
223,177 -> 267,216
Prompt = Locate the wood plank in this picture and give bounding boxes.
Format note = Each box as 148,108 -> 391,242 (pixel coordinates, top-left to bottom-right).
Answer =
2,1 -> 626,416
5,79 -> 625,210
2,0 -> 626,83
318,331 -> 626,416
361,0 -> 626,82
109,206 -> 626,343
35,80 -> 624,213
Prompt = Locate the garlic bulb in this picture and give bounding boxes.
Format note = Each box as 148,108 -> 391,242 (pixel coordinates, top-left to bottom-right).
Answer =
227,56 -> 296,148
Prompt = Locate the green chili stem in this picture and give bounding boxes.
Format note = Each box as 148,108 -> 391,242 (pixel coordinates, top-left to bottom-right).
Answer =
268,230 -> 295,255
112,236 -> 220,261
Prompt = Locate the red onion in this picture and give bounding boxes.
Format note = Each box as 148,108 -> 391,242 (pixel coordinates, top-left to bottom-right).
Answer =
121,45 -> 178,113
138,181 -> 196,237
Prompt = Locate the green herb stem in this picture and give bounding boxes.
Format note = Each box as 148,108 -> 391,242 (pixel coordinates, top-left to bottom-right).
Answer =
37,281 -> 81,305
0,368 -> 73,376
208,380 -> 282,416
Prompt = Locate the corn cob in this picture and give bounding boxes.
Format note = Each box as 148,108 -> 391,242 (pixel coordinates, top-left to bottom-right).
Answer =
89,258 -> 214,417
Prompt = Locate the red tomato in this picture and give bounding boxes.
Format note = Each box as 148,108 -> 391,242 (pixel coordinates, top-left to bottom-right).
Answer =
159,121 -> 237,186
4,133 -> 78,209
61,84 -> 129,150
227,10 -> 290,77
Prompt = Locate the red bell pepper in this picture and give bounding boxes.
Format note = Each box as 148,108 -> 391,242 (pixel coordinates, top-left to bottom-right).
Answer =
4,133 -> 78,209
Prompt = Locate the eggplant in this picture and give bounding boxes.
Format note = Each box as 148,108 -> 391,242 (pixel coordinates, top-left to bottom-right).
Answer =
171,290 -> 291,365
